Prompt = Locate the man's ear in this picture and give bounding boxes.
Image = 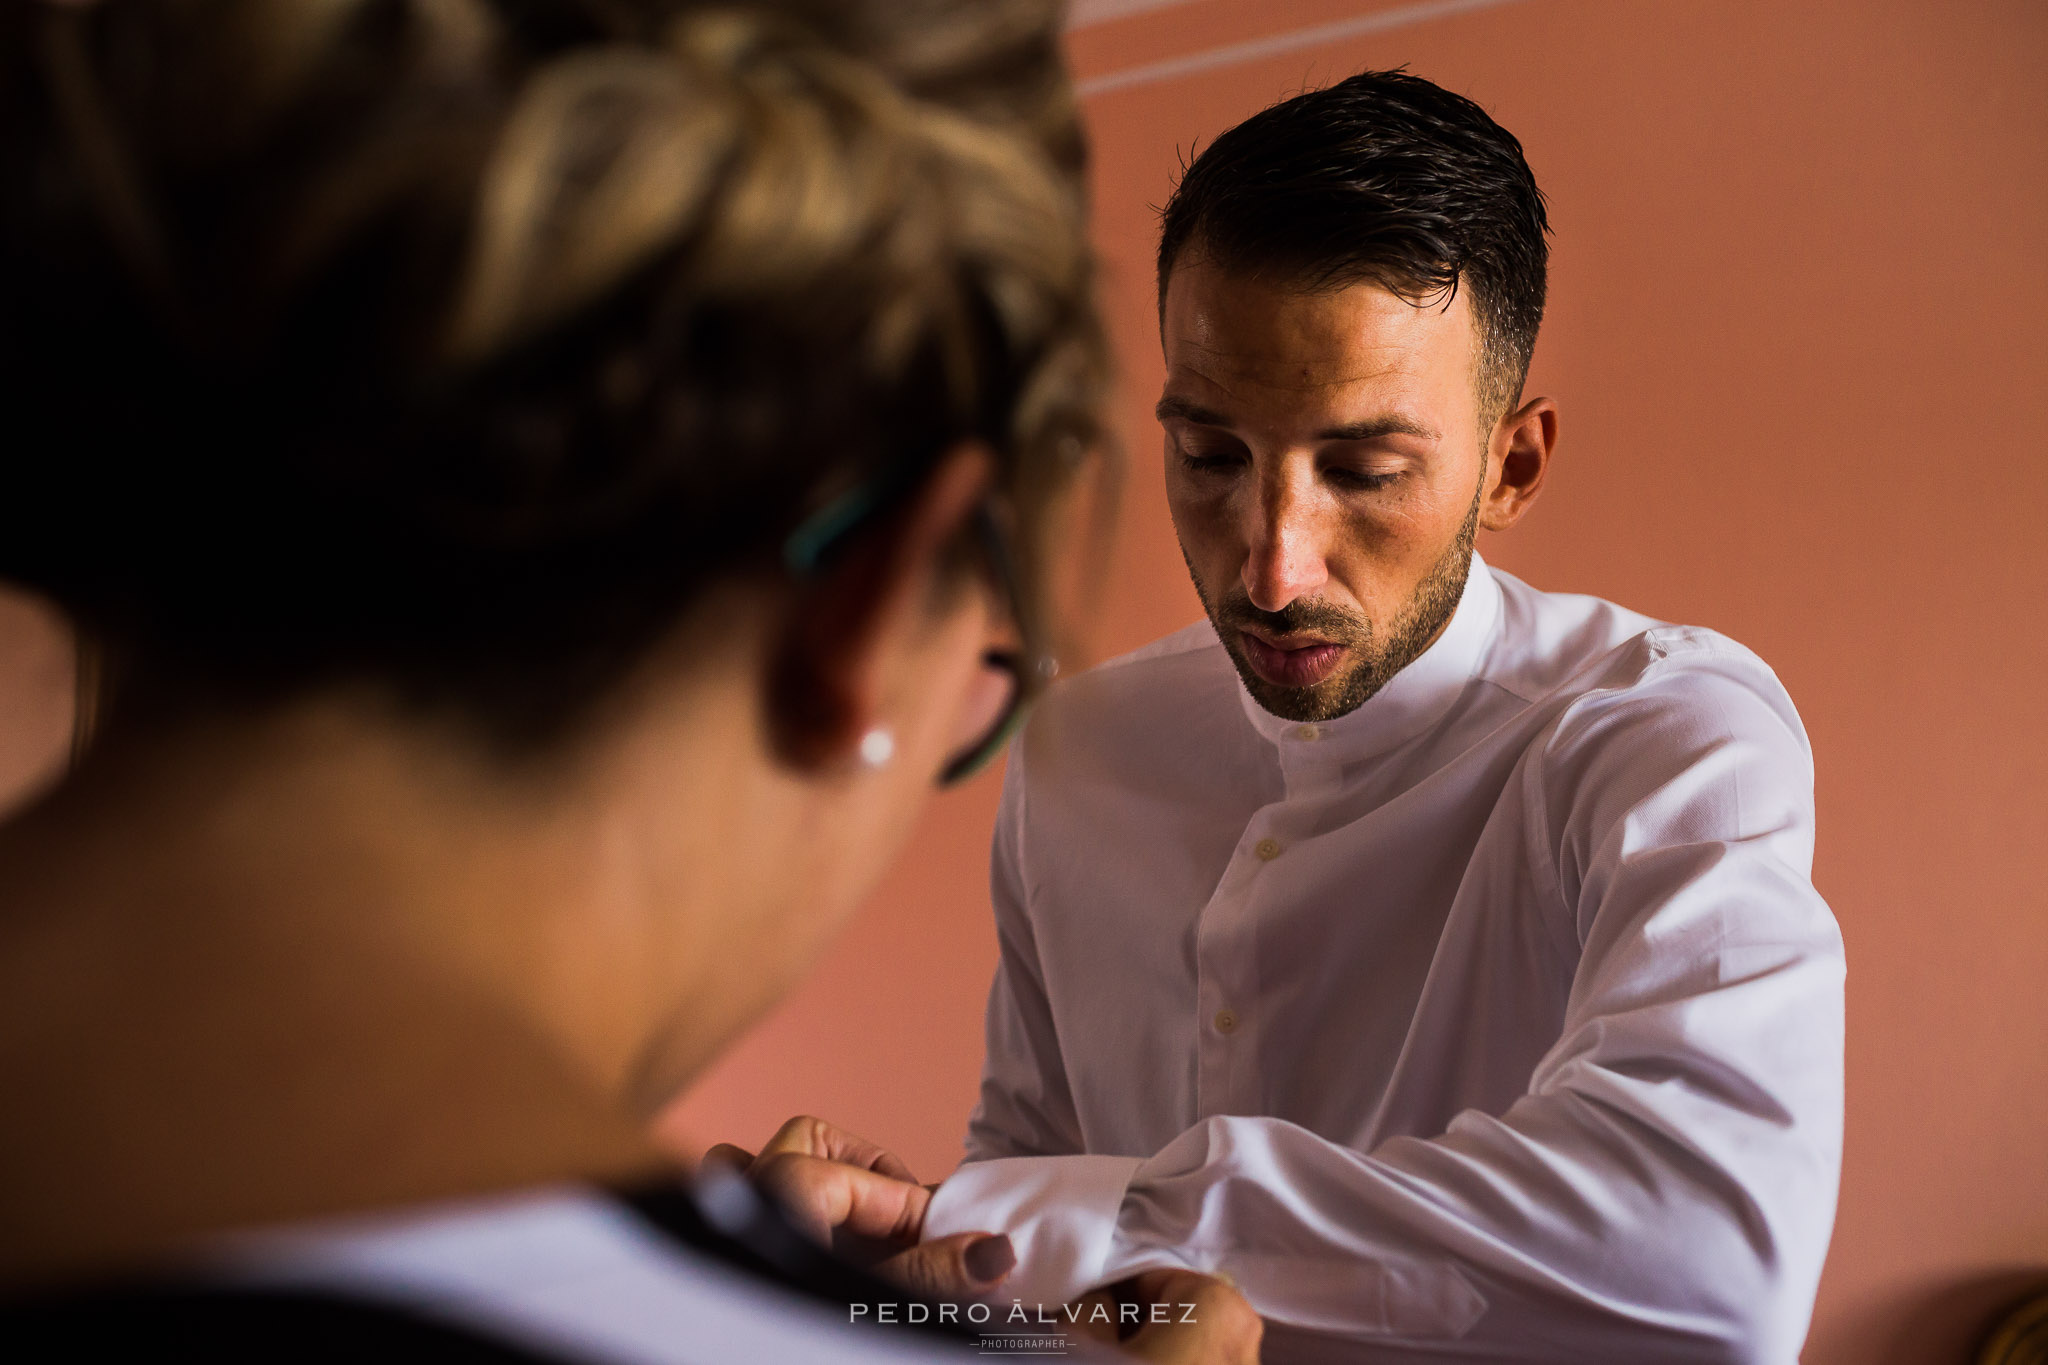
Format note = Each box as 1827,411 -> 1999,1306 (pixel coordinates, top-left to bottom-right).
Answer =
766,444 -> 994,774
1480,396 -> 1557,533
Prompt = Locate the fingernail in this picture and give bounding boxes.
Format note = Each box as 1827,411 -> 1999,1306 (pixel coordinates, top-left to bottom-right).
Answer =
965,1234 -> 1015,1283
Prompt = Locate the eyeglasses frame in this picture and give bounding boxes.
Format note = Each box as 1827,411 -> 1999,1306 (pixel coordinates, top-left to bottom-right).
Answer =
781,464 -> 1049,787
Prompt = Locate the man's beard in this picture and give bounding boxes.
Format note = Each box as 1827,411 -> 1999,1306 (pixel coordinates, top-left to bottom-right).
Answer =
1188,475 -> 1482,724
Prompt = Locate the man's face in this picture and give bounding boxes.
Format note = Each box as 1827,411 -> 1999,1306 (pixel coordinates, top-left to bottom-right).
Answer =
1159,255 -> 1493,723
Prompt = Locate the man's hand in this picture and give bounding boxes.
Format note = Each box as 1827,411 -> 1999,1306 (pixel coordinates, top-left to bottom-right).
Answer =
704,1115 -> 1014,1302
1062,1268 -> 1263,1365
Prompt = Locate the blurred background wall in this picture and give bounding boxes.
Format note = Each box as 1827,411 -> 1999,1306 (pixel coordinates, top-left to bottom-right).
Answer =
1,1 -> 2041,1359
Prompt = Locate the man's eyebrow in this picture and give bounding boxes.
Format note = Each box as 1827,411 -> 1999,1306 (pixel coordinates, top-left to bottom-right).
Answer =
1155,395 -> 1439,444
1316,415 -> 1439,442
1154,395 -> 1231,427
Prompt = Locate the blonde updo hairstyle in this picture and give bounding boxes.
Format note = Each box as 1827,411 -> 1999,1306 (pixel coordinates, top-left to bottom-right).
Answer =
0,0 -> 1107,749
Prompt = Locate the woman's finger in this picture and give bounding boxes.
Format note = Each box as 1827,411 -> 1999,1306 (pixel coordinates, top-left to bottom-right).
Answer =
756,1115 -> 921,1183
750,1151 -> 934,1247
877,1231 -> 1015,1301
700,1143 -> 756,1172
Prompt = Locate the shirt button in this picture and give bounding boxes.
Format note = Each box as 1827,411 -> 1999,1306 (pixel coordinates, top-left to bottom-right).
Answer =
1213,1009 -> 1239,1034
1255,838 -> 1281,861
1293,724 -> 1320,741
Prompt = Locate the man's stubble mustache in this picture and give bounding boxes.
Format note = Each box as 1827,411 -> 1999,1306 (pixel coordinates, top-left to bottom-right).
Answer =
1212,593 -> 1371,646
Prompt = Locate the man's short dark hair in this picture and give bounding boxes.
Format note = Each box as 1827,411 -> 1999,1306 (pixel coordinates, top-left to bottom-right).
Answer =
1157,69 -> 1549,429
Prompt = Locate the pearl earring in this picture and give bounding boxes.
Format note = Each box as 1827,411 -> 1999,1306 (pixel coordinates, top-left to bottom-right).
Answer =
857,726 -> 896,770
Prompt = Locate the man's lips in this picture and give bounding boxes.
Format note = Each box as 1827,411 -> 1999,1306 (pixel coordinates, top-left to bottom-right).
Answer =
1239,629 -> 1347,689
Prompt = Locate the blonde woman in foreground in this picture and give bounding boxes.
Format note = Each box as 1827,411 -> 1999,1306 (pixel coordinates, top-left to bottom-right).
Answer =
0,1 -> 1257,1360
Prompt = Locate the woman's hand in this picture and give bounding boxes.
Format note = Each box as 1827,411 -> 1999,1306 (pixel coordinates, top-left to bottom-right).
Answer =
704,1115 -> 1015,1301
1063,1268 -> 1264,1365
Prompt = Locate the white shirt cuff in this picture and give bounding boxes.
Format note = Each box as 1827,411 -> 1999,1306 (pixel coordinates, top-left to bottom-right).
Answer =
923,1155 -> 1147,1310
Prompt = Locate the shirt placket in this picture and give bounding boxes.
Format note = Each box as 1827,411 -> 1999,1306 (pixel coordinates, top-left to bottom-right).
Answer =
1193,730 -> 1341,1120
1193,820 -> 1264,1122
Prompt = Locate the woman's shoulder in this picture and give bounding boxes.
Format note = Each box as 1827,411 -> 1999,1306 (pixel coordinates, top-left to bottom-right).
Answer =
5,1174 -> 975,1363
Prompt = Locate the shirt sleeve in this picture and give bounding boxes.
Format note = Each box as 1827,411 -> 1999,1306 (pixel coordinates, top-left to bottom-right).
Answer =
926,642 -> 1845,1363
960,738 -> 1090,1164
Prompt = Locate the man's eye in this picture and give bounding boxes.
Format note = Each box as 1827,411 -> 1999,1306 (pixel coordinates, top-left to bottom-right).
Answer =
1326,467 -> 1399,491
1181,450 -> 1245,474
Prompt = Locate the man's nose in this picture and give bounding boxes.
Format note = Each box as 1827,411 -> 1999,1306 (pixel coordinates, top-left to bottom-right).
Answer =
1240,469 -> 1329,613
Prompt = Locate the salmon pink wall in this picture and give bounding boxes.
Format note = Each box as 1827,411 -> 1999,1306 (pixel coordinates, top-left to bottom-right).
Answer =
663,2 -> 2048,1359
1,1 -> 2041,1359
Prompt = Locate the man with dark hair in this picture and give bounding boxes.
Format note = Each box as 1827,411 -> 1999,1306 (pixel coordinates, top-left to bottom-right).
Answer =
776,69 -> 1843,1360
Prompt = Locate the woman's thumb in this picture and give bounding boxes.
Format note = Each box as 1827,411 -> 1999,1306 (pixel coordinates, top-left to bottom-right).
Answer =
879,1231 -> 1016,1300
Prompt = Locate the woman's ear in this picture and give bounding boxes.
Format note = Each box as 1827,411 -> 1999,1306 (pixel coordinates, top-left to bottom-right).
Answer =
765,444 -> 994,774
1480,396 -> 1557,533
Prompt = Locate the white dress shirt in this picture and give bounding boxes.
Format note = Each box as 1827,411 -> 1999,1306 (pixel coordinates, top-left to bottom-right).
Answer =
923,554 -> 1844,1364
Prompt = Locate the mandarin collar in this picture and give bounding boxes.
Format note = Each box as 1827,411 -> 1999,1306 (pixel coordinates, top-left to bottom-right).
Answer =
1234,552 -> 1503,772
